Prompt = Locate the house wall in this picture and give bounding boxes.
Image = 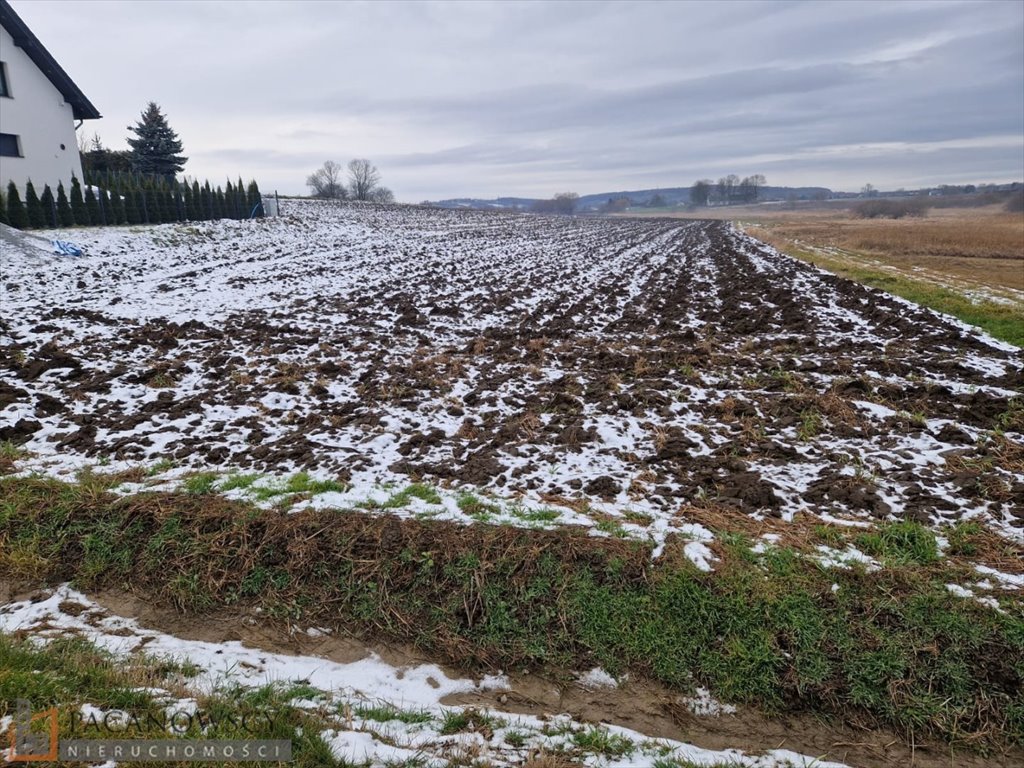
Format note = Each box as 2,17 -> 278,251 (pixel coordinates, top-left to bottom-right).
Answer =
0,24 -> 84,195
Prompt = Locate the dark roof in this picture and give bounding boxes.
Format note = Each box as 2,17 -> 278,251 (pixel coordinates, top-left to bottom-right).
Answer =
0,0 -> 101,120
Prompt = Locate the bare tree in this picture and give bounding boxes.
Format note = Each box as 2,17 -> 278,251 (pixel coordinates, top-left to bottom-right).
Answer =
553,192 -> 578,214
532,192 -> 578,215
348,159 -> 382,201
370,186 -> 394,204
690,179 -> 712,207
601,197 -> 631,213
716,174 -> 740,204
307,161 -> 346,199
744,174 -> 766,202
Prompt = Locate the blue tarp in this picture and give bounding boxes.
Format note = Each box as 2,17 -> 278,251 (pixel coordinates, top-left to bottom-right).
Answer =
52,240 -> 83,257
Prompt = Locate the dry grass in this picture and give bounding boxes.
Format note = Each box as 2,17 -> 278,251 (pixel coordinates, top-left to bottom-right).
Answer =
518,411 -> 543,440
745,209 -> 1023,293
522,753 -> 584,768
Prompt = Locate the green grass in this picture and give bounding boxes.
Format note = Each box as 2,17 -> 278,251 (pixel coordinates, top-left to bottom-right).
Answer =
250,471 -> 349,501
456,492 -> 500,521
595,518 -> 628,537
510,504 -> 562,523
503,729 -> 528,748
571,726 -> 635,757
946,521 -> 985,557
814,524 -> 846,548
147,458 -> 176,476
182,471 -> 219,495
219,472 -> 262,492
371,482 -> 443,509
623,510 -> 655,525
1,475 -> 1021,753
354,703 -> 433,725
0,439 -> 28,461
855,520 -> 940,566
438,708 -> 504,735
797,408 -> 822,441
0,634 -> 350,768
780,247 -> 1024,347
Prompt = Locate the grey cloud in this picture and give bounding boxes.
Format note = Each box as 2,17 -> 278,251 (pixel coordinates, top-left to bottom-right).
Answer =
10,0 -> 1022,198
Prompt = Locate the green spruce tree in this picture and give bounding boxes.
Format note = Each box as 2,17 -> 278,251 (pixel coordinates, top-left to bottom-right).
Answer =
110,189 -> 126,225
211,186 -> 224,219
191,180 -> 203,220
6,182 -> 28,229
200,181 -> 212,220
160,185 -> 174,222
84,185 -> 101,226
224,180 -> 236,218
56,182 -> 73,226
123,185 -> 140,224
136,188 -> 149,224
143,180 -> 162,223
0,189 -> 8,226
69,176 -> 89,225
182,181 -> 195,221
39,184 -> 57,227
236,177 -> 246,218
24,180 -> 46,228
173,185 -> 185,221
247,180 -> 264,218
96,187 -> 110,226
126,102 -> 187,181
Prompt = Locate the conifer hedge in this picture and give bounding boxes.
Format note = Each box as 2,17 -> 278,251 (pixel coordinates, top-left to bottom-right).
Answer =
3,172 -> 266,231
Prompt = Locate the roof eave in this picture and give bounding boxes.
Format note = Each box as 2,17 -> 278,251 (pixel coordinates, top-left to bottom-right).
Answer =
1,0 -> 102,121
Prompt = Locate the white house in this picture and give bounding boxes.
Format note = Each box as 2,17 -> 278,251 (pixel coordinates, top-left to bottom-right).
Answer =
0,0 -> 100,195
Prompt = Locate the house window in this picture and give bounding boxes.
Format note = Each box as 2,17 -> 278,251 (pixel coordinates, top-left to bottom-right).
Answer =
0,62 -> 8,97
0,133 -> 21,157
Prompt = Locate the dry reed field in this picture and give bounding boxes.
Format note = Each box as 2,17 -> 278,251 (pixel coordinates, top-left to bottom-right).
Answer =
745,207 -> 1023,289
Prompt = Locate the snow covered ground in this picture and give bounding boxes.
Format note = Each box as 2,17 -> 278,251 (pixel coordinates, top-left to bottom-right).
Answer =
2,202 -> 1021,765
2,201 -> 1021,550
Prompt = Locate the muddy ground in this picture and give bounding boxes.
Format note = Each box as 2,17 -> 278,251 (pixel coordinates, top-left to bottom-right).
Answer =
1,202 -> 1021,538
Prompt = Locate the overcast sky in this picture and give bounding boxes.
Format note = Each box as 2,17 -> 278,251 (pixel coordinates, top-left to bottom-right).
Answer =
13,0 -> 1024,200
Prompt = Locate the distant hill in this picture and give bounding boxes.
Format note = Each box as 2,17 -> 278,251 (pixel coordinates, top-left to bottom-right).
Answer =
426,185 -> 833,211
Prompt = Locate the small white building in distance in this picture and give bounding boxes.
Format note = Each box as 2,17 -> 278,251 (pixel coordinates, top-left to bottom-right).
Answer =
0,0 -> 100,194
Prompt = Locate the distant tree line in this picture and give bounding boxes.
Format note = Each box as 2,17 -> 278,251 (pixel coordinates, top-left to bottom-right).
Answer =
531,192 -> 579,214
690,174 -> 767,207
853,198 -> 930,219
1,172 -> 264,230
307,159 -> 393,202
599,193 -> 669,213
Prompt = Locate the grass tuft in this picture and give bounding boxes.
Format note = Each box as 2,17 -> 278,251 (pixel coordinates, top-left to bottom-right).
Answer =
856,521 -> 939,565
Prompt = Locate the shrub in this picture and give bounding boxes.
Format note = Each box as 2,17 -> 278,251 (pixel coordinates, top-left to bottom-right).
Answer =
56,182 -> 74,227
24,180 -> 46,228
5,181 -> 28,229
69,176 -> 89,225
854,198 -> 930,219
39,185 -> 56,228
